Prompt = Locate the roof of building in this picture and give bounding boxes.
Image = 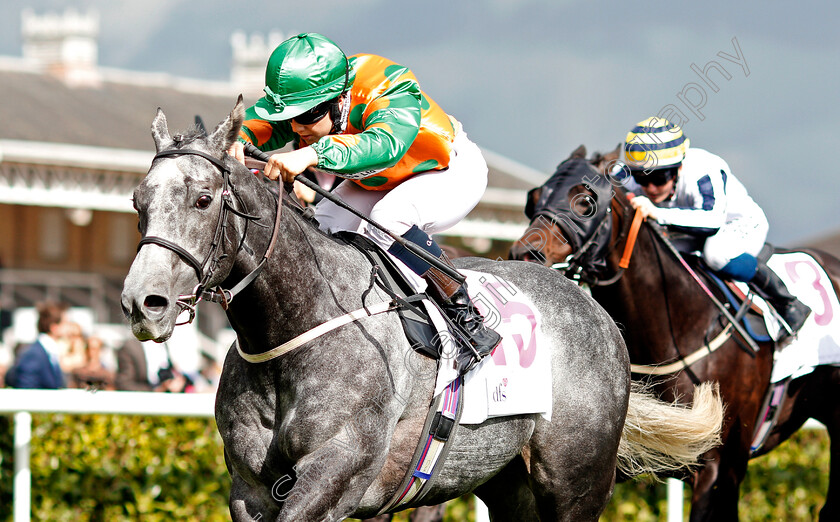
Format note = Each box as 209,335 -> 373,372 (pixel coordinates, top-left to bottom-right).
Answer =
0,58 -> 248,150
0,57 -> 545,192
0,54 -> 543,242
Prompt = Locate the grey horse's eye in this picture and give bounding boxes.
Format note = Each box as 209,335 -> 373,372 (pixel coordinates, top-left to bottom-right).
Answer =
196,195 -> 212,209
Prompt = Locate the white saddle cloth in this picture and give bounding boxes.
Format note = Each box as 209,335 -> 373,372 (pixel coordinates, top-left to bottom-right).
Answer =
430,269 -> 553,424
731,252 -> 840,382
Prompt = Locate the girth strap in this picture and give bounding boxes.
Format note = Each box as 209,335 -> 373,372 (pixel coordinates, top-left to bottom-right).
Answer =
630,323 -> 733,375
378,376 -> 464,514
749,377 -> 791,455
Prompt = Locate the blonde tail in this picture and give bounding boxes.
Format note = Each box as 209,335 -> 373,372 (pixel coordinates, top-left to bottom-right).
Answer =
617,381 -> 724,478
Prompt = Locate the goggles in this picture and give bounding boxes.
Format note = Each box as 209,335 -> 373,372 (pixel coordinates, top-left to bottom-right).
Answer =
630,166 -> 679,187
291,97 -> 337,125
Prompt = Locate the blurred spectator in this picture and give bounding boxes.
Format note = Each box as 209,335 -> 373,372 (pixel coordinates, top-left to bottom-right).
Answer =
12,342 -> 27,359
115,338 -> 189,392
60,321 -> 87,374
0,256 -> 11,336
5,301 -> 72,389
69,335 -> 115,390
1,343 -> 27,387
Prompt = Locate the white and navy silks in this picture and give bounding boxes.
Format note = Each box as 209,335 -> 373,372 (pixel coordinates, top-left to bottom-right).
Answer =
622,148 -> 769,281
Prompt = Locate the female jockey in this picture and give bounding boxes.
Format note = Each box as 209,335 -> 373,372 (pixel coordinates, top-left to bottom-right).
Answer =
619,117 -> 811,339
228,32 -> 500,374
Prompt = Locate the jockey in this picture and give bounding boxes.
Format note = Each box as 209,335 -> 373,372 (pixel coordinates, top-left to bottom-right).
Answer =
228,33 -> 500,374
619,117 -> 811,339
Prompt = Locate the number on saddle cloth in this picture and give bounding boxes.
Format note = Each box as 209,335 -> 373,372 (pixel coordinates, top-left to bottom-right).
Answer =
336,231 -> 443,359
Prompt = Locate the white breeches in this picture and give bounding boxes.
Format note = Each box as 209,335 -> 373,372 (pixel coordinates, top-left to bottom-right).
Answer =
703,215 -> 769,270
313,131 -> 488,289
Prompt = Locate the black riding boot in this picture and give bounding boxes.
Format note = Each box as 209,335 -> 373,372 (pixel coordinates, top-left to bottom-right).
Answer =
423,256 -> 502,375
749,262 -> 811,339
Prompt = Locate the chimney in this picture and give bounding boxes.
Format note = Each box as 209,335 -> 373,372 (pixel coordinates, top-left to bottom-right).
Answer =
230,31 -> 287,98
21,8 -> 101,88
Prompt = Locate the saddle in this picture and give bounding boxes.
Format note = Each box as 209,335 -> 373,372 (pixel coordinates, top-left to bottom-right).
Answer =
683,243 -> 775,344
336,231 -> 443,360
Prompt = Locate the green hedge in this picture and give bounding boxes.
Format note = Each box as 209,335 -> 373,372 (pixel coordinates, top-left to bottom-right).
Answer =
0,414 -> 229,522
0,415 -> 829,521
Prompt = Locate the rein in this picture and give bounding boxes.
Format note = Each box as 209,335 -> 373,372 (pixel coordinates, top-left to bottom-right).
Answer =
137,147 -> 283,323
242,142 -> 466,285
646,222 -> 759,354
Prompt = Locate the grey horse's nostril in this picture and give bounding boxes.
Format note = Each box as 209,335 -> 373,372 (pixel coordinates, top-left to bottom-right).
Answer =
143,295 -> 169,312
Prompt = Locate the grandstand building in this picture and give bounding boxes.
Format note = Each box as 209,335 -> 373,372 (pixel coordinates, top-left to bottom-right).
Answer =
0,9 -> 540,365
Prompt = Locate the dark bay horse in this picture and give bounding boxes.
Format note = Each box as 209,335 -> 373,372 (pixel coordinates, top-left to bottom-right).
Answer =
509,146 -> 840,521
121,101 -> 724,521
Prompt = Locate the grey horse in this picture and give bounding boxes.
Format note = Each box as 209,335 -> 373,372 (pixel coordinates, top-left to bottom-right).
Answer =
121,98 -> 723,521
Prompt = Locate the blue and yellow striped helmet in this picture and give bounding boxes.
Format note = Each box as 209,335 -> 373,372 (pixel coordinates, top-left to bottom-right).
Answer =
623,117 -> 689,171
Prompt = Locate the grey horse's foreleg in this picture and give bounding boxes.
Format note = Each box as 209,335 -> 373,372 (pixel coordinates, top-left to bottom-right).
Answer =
229,472 -> 280,522
273,436 -> 388,521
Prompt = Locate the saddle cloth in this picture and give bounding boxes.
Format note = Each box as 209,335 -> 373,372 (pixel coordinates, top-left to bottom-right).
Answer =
340,232 -> 553,424
431,269 -> 553,424
728,252 -> 840,382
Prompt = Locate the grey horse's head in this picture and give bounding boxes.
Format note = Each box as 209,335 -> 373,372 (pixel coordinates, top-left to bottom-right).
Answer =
121,97 -> 245,342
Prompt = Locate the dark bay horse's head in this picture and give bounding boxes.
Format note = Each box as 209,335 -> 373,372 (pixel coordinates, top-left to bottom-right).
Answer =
509,145 -> 621,279
121,97 -> 248,342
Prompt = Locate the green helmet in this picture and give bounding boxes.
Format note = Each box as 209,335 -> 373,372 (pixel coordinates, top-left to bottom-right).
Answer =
254,33 -> 355,121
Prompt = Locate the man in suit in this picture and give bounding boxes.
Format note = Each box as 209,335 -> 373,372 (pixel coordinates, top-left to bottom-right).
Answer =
6,301 -> 71,389
115,338 -> 154,391
115,338 -> 188,392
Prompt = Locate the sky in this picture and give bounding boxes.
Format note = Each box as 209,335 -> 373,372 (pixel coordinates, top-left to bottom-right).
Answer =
1,0 -> 838,245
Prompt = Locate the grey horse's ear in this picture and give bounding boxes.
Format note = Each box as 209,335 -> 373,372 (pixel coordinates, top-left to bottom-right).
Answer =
151,108 -> 171,152
207,95 -> 245,154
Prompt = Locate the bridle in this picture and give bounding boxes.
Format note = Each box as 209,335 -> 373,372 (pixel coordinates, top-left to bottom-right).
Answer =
533,190 -> 639,287
136,147 -> 282,323
533,205 -> 614,283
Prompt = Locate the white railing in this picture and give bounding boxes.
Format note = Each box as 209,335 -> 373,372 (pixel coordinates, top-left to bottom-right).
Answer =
0,389 -> 826,522
0,389 -> 215,522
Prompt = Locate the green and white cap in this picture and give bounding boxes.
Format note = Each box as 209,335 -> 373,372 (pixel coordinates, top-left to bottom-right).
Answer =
254,33 -> 354,121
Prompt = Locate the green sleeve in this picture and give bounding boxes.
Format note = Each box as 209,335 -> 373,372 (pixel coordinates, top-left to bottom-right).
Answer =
311,80 -> 421,175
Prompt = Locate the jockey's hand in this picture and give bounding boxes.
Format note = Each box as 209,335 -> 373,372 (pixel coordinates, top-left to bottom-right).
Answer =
227,141 -> 245,165
293,181 -> 317,205
264,147 -> 319,183
631,195 -> 659,220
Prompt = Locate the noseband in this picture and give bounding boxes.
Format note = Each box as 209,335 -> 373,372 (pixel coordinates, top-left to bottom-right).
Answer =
137,147 -> 282,323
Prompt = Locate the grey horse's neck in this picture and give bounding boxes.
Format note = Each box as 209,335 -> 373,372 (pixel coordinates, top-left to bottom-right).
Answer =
222,175 -> 373,356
